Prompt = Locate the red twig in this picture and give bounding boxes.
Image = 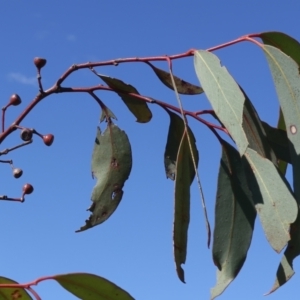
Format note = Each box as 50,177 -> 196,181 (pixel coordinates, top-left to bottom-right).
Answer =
244,36 -> 263,47
206,35 -> 249,52
0,275 -> 53,289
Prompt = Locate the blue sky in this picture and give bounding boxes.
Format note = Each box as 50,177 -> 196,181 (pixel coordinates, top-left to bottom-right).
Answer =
0,1 -> 300,299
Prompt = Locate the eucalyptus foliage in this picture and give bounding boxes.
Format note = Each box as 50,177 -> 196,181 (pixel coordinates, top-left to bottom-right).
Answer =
1,31 -> 300,299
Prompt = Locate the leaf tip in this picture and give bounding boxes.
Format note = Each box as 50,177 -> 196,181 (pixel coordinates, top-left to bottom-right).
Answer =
264,283 -> 280,296
135,112 -> 152,123
176,264 -> 186,283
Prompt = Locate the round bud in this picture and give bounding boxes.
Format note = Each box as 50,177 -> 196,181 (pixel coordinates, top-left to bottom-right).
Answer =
33,57 -> 47,69
43,134 -> 54,146
9,94 -> 22,106
22,183 -> 34,195
13,168 -> 23,179
20,129 -> 33,141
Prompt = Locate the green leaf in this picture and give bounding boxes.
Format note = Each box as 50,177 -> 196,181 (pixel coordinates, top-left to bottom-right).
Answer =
53,273 -> 134,300
211,141 -> 255,300
194,50 -> 248,155
164,110 -> 197,180
146,62 -> 204,95
164,110 -> 184,180
240,91 -> 295,253
261,121 -> 291,164
259,31 -> 300,174
263,43 -> 300,199
174,130 -> 199,283
0,276 -> 33,300
244,148 -> 297,253
241,90 -> 277,163
259,31 -> 300,65
76,123 -> 132,232
262,44 -> 300,196
261,42 -> 300,292
98,74 -> 152,123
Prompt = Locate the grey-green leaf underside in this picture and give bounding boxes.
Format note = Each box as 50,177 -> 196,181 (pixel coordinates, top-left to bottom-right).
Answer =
261,41 -> 300,292
194,50 -> 248,155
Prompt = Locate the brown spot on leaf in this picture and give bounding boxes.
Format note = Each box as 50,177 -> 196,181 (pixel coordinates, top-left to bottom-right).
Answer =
111,157 -> 119,168
11,290 -> 22,299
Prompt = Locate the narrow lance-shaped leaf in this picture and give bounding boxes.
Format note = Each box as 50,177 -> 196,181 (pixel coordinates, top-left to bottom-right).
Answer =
164,110 -> 197,180
0,276 -> 33,300
96,73 -> 152,123
168,66 -> 211,248
174,130 -> 198,283
194,50 -> 248,155
262,44 -> 300,195
244,148 -> 297,253
145,62 -> 204,95
261,42 -> 300,292
54,273 -> 135,300
211,141 -> 256,300
259,31 -> 300,175
76,122 -> 132,232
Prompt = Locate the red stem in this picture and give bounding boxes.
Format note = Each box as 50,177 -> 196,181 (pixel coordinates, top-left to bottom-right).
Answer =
206,35 -> 248,52
0,275 -> 54,289
56,85 -> 228,133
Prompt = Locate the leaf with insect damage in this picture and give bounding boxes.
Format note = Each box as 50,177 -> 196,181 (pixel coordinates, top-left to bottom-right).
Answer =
76,122 -> 132,232
0,276 -> 33,300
